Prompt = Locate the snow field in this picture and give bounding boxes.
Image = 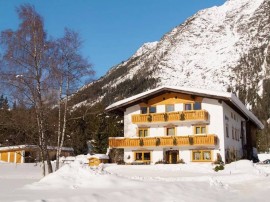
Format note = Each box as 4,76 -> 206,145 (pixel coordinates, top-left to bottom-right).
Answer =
1,156 -> 270,202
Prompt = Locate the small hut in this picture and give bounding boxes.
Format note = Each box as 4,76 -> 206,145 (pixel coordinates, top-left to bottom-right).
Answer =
88,154 -> 109,166
0,145 -> 74,163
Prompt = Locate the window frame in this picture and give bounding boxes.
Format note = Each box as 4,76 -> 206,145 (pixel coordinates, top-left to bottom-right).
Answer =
140,106 -> 157,114
194,125 -> 207,135
149,106 -> 157,114
226,123 -> 229,138
134,151 -> 152,162
184,102 -> 202,111
137,128 -> 149,137
191,150 -> 212,162
140,107 -> 148,114
165,126 -> 176,136
165,104 -> 175,113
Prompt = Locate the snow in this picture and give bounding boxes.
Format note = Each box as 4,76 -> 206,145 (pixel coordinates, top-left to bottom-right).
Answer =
89,154 -> 109,160
105,86 -> 264,129
0,145 -> 74,152
258,153 -> 270,161
1,158 -> 270,202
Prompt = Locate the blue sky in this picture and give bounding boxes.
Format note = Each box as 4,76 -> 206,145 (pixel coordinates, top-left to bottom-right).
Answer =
0,0 -> 225,79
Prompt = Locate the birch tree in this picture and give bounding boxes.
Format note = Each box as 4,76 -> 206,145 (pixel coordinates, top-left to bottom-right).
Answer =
0,5 -> 53,175
49,29 -> 94,171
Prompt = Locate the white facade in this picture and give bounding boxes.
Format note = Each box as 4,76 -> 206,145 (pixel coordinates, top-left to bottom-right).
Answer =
107,86 -> 263,164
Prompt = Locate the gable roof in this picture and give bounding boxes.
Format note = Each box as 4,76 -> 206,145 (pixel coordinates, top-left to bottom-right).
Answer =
0,145 -> 74,152
105,86 -> 264,130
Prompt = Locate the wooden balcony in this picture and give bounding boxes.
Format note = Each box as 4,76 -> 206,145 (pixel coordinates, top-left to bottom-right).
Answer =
132,110 -> 208,124
109,134 -> 217,148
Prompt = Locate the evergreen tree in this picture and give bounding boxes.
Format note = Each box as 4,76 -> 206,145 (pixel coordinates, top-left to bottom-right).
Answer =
2,97 -> 9,110
0,95 -> 4,109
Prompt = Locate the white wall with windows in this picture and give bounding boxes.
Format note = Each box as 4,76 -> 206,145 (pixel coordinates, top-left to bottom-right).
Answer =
222,102 -> 246,162
122,96 -> 245,164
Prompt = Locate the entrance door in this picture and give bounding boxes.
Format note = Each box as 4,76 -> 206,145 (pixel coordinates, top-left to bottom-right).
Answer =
166,150 -> 179,164
171,152 -> 178,164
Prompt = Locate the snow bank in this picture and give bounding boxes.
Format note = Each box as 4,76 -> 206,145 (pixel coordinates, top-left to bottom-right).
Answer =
24,162 -> 140,190
258,153 -> 270,161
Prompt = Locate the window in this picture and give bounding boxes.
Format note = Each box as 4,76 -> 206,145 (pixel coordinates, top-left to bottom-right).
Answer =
226,124 -> 229,138
166,127 -> 175,136
184,103 -> 192,111
138,128 -> 148,137
194,125 -> 206,134
232,127 -> 235,139
140,106 -> 156,114
149,106 -> 156,113
141,107 -> 147,114
134,151 -> 151,162
194,102 -> 201,110
165,104 -> 175,112
184,102 -> 201,110
192,150 -> 212,161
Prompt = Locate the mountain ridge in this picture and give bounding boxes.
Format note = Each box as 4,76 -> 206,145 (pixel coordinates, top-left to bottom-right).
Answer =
72,0 -> 270,109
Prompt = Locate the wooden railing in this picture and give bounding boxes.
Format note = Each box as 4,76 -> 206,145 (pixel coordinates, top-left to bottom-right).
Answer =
109,134 -> 217,148
132,110 -> 208,123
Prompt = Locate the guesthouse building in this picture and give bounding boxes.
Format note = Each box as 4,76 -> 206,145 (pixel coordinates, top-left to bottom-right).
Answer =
106,86 -> 263,164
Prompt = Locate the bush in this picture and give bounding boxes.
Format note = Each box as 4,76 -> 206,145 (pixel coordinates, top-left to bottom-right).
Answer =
176,159 -> 185,164
214,164 -> 224,172
116,159 -> 125,165
155,159 -> 166,164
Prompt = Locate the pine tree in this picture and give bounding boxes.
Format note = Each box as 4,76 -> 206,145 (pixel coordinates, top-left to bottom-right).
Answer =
2,97 -> 9,110
0,95 -> 4,109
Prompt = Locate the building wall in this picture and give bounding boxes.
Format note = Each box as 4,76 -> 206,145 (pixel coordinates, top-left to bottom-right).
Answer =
222,102 -> 246,162
0,151 -> 23,163
201,98 -> 224,161
124,97 -> 224,138
121,93 -> 250,164
124,105 -> 140,137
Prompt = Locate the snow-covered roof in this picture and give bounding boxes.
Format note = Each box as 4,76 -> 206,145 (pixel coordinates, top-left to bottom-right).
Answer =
0,145 -> 74,152
88,154 -> 109,160
105,86 -> 264,130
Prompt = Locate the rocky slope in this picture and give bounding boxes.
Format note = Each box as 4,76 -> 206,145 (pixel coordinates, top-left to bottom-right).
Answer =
72,0 -> 270,109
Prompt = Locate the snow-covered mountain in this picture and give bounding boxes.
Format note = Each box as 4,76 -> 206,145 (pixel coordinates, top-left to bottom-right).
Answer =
73,0 -> 270,108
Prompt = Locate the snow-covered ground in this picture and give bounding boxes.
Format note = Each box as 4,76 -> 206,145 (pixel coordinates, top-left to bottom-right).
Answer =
0,155 -> 270,202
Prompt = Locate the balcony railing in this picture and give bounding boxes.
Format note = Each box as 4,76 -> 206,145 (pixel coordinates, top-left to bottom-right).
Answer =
131,110 -> 208,124
109,134 -> 217,148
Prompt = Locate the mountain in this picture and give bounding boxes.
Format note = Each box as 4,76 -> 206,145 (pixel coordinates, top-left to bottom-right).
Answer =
72,0 -> 270,110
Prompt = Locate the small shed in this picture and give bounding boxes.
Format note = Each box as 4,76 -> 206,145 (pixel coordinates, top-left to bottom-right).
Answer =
0,145 -> 74,163
88,154 -> 109,166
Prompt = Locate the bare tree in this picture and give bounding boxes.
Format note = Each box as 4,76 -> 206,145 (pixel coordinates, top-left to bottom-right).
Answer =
49,29 -> 94,170
0,4 -> 53,175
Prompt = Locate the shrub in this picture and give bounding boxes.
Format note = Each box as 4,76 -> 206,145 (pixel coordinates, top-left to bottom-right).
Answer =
116,159 -> 125,165
214,164 -> 224,172
177,159 -> 185,164
155,159 -> 166,164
